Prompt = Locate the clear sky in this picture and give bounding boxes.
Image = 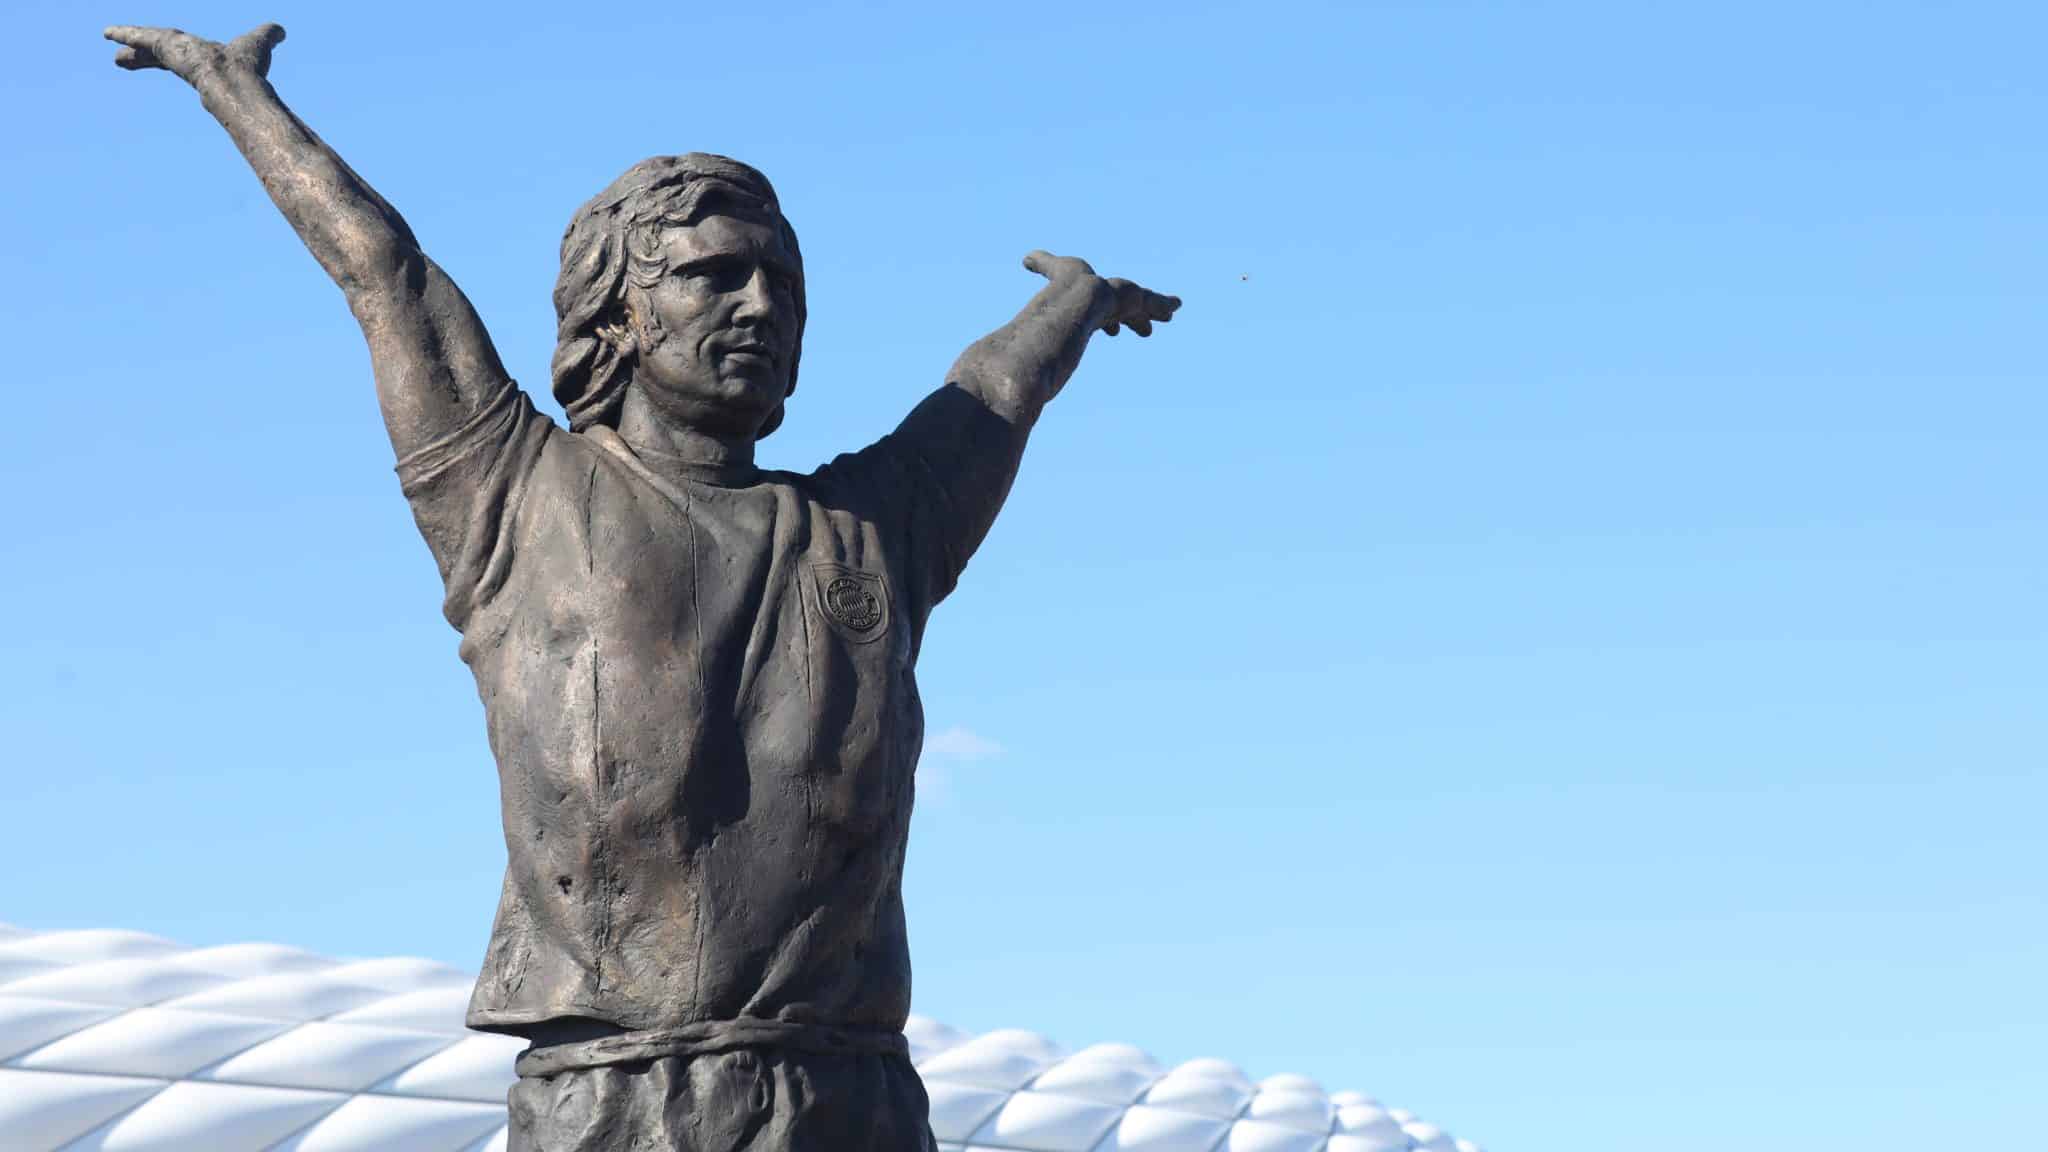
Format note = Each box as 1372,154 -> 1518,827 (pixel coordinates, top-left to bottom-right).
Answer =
4,4 -> 2043,1150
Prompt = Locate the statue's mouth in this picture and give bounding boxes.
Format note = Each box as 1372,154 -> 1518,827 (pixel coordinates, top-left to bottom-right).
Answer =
723,342 -> 777,365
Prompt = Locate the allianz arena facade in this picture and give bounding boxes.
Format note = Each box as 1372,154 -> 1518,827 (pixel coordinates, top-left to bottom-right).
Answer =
0,923 -> 1482,1152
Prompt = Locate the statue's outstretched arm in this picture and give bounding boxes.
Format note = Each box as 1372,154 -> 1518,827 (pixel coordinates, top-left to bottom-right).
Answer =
106,23 -> 512,460
851,253 -> 1177,603
945,251 -> 1180,427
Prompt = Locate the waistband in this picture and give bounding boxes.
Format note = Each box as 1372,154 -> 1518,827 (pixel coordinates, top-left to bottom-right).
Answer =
515,1019 -> 911,1078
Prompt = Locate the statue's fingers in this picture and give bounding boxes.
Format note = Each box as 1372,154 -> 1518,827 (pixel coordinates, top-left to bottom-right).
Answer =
233,22 -> 286,50
1104,320 -> 1121,336
1130,318 -> 1154,337
105,25 -> 182,53
1022,250 -> 1056,278
108,25 -> 208,78
1148,292 -> 1181,321
230,23 -> 285,73
106,25 -> 164,68
112,44 -> 162,70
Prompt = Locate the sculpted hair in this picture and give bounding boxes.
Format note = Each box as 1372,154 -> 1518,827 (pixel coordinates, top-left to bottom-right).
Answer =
550,154 -> 806,435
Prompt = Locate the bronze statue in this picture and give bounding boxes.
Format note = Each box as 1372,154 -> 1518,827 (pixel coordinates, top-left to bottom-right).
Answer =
107,22 -> 1178,1151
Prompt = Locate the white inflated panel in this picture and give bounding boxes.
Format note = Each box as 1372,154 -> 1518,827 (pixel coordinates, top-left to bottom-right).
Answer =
0,923 -> 1484,1152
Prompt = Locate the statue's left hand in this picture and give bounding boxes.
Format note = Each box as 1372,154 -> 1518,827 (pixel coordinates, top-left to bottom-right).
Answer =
105,23 -> 285,89
1024,250 -> 1181,337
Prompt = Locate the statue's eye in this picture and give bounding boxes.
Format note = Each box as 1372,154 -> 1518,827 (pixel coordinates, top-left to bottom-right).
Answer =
680,258 -> 746,290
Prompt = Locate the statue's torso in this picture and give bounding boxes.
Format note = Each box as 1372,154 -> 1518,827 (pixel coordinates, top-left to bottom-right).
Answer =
458,425 -> 925,1036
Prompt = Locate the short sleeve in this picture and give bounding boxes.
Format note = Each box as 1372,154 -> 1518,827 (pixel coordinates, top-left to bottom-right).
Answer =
814,384 -> 1030,626
393,379 -> 555,633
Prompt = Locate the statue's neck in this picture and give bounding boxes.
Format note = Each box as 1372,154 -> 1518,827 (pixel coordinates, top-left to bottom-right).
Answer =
614,390 -> 759,476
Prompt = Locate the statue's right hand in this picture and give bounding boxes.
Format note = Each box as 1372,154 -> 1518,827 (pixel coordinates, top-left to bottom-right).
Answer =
104,23 -> 284,87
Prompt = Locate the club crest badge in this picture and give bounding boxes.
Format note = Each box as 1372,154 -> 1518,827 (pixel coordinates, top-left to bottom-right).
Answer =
811,562 -> 890,643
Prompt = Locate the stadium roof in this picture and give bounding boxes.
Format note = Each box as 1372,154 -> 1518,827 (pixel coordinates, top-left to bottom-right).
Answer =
0,923 -> 1482,1152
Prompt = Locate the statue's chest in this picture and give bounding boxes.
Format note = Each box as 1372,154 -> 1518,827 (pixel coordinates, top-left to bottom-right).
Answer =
555,480 -> 915,833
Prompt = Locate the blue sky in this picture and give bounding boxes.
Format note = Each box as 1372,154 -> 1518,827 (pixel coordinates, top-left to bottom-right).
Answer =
4,3 -> 2044,1149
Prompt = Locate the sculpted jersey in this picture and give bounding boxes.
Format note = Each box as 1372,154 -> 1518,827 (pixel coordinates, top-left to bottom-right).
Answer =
395,381 -> 1024,1037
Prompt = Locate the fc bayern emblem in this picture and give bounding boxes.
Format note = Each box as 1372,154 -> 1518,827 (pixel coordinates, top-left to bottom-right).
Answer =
825,575 -> 882,633
811,562 -> 890,643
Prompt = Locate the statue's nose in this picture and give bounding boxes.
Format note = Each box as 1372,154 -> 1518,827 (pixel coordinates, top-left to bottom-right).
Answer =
733,266 -> 779,326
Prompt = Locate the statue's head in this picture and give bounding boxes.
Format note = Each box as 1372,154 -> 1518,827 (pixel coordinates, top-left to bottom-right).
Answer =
551,154 -> 805,439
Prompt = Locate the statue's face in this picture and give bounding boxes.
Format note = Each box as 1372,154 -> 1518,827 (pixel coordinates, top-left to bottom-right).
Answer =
626,212 -> 800,437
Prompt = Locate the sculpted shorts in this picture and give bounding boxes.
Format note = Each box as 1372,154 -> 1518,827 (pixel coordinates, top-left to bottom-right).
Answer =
507,1046 -> 938,1152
